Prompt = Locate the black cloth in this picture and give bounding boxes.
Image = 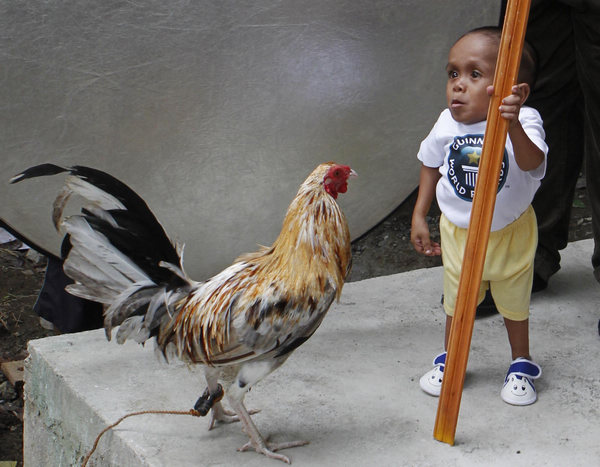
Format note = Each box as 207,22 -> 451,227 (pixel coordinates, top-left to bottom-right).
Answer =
33,256 -> 104,333
503,0 -> 600,284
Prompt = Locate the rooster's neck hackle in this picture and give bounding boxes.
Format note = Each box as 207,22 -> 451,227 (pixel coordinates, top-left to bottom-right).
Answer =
267,164 -> 352,299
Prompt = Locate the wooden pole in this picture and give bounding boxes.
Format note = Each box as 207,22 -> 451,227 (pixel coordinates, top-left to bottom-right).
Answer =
433,0 -> 531,445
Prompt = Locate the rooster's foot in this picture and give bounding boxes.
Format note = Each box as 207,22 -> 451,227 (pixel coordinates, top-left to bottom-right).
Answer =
208,402 -> 237,429
208,402 -> 261,430
238,436 -> 309,464
193,384 -> 224,416
228,397 -> 302,463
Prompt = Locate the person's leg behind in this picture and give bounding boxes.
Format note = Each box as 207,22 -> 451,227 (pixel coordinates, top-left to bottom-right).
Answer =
573,6 -> 600,283
526,2 -> 584,289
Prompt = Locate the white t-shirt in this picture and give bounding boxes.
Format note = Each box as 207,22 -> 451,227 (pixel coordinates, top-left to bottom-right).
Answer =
417,107 -> 548,231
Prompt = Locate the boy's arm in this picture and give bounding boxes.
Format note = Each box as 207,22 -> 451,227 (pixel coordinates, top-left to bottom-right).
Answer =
411,164 -> 441,256
496,84 -> 545,171
507,119 -> 545,171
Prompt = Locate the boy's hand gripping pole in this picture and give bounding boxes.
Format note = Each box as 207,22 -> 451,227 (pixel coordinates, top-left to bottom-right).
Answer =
433,0 -> 532,445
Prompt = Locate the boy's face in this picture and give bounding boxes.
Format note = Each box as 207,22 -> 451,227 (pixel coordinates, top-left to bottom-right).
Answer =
446,33 -> 498,125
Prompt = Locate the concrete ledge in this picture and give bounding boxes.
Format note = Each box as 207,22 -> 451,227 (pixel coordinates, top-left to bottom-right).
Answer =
25,239 -> 600,466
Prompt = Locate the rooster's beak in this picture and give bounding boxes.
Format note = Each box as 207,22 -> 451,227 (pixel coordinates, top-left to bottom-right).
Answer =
349,169 -> 358,178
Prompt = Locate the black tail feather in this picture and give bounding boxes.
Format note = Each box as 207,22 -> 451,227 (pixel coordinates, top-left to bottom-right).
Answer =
68,166 -> 184,285
10,163 -> 68,184
11,163 -> 195,343
83,209 -> 185,287
68,165 -> 152,216
12,163 -> 185,287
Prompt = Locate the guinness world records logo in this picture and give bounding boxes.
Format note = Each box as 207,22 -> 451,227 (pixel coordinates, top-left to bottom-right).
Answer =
447,134 -> 508,201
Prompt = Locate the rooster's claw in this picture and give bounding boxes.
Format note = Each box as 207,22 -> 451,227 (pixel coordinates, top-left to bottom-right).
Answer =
238,436 -> 309,464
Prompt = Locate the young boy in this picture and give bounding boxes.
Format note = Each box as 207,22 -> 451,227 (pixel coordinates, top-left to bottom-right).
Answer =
410,26 -> 548,405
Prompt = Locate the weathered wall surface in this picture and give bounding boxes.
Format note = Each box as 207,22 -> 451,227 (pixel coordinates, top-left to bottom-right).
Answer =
1,1 -> 498,279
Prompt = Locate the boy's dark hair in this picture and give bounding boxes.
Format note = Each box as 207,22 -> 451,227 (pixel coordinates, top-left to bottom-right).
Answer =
457,26 -> 538,88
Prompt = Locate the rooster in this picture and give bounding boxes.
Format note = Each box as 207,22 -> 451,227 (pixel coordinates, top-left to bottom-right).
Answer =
11,161 -> 356,463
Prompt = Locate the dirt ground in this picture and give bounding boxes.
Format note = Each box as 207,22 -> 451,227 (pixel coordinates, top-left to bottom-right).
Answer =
0,181 -> 594,465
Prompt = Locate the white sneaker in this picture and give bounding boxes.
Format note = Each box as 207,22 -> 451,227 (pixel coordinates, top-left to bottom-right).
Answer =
500,357 -> 542,406
419,351 -> 447,396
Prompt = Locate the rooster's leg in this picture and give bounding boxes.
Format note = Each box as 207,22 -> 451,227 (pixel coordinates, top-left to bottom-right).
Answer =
209,402 -> 261,430
199,367 -> 240,429
202,367 -> 260,429
228,396 -> 308,464
226,360 -> 308,463
227,387 -> 308,464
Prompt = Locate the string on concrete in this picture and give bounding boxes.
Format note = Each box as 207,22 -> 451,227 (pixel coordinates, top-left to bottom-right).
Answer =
81,408 -> 202,466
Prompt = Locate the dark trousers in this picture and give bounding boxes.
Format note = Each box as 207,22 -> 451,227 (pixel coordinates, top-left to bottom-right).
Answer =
34,256 -> 104,333
524,0 -> 600,283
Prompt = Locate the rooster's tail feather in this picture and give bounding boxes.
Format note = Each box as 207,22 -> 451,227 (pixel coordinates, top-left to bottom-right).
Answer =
11,164 -> 193,342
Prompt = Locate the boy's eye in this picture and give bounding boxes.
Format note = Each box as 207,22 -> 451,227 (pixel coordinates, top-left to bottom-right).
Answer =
471,70 -> 482,78
448,70 -> 458,79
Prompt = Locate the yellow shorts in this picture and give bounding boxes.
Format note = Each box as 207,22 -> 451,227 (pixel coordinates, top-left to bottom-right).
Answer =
440,205 -> 537,322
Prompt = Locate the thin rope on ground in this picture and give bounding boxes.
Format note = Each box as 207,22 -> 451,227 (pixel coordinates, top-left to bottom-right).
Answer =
81,408 -> 201,466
